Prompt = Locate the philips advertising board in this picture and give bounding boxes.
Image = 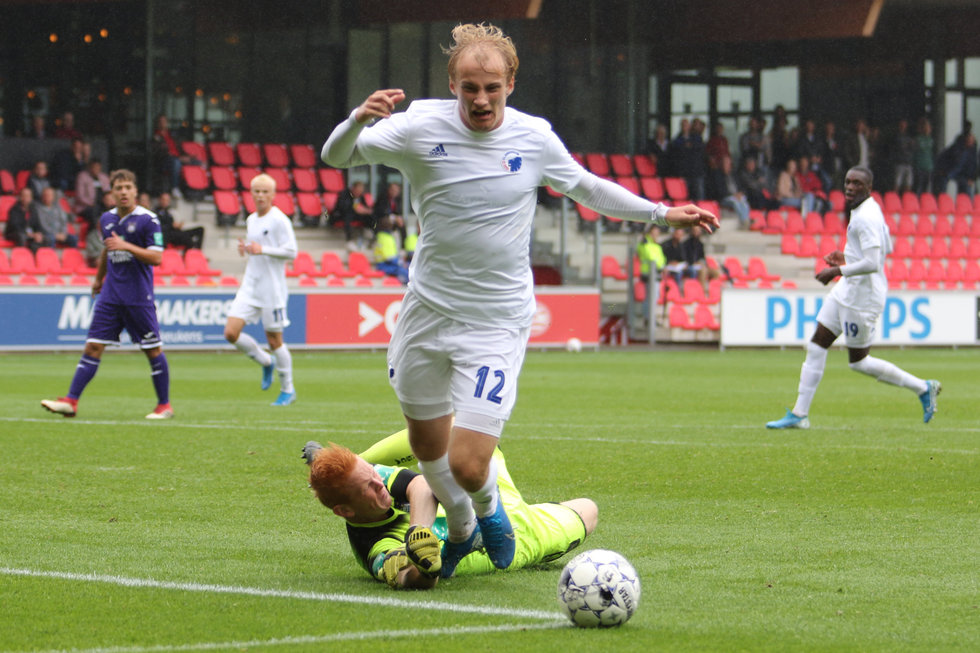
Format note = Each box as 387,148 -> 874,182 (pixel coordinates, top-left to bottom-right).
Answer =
0,286 -> 599,351
720,289 -> 979,347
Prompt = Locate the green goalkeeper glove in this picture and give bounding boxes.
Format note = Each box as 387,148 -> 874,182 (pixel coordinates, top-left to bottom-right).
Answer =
380,547 -> 411,588
405,525 -> 442,578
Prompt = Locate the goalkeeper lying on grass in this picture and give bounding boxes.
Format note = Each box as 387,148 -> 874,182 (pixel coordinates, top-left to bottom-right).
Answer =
303,430 -> 597,589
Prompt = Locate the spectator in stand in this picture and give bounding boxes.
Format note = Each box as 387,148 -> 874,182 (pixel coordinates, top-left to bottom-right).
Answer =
648,123 -> 670,174
74,158 -> 111,215
945,132 -> 978,199
80,190 -> 113,267
682,224 -> 720,294
890,119 -> 915,193
798,156 -> 828,214
710,155 -> 751,229
705,122 -> 731,171
660,226 -> 688,287
37,187 -> 78,248
912,118 -> 935,195
53,111 -> 83,140
737,156 -> 778,211
671,118 -> 706,201
4,187 -> 45,253
27,160 -> 52,200
27,114 -> 48,139
372,181 -> 407,246
843,118 -> 871,171
156,191 -> 204,249
329,180 -> 374,251
636,224 -> 665,283
152,114 -> 199,198
795,119 -> 821,161
768,109 -> 792,176
820,120 -> 845,190
868,125 -> 887,189
373,215 -> 410,284
777,158 -> 814,216
51,138 -> 88,192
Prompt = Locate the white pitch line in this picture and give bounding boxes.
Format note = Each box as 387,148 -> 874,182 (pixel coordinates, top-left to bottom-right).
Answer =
17,623 -> 567,653
0,567 -> 562,622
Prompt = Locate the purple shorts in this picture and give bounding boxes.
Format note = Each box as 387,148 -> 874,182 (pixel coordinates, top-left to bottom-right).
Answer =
87,300 -> 163,349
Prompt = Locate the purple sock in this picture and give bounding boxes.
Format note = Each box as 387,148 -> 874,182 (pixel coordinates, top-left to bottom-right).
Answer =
149,353 -> 170,405
67,355 -> 100,399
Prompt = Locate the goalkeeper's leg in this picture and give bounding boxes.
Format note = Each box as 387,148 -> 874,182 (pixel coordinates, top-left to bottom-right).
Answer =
405,525 -> 442,578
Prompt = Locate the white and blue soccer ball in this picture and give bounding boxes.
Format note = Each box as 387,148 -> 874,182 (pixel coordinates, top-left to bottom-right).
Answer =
556,549 -> 641,628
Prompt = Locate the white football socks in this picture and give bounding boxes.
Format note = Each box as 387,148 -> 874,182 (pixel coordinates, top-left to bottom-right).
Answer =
418,454 -> 476,541
233,332 -> 272,367
469,457 -> 500,518
272,343 -> 294,393
793,340 -> 828,417
849,355 -> 928,395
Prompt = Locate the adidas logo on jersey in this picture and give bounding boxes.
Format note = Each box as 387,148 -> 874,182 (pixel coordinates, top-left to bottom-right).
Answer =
429,143 -> 448,158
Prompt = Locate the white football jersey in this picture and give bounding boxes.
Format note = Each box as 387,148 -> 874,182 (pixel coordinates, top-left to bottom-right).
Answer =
236,206 -> 297,308
348,99 -> 585,327
831,196 -> 892,314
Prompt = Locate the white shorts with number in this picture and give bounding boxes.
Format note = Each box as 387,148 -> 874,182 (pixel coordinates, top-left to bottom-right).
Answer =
817,294 -> 877,348
387,292 -> 530,437
228,296 -> 290,332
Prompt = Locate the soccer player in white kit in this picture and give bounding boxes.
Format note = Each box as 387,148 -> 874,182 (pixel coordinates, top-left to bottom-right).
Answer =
322,23 -> 719,576
223,173 -> 299,406
767,166 -> 940,429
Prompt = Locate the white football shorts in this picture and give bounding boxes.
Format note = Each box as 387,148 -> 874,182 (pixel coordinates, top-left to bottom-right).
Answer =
227,296 -> 290,332
387,292 -> 530,437
817,294 -> 877,348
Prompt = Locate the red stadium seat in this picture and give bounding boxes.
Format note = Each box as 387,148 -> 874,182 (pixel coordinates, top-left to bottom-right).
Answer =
918,193 -> 938,215
159,249 -> 186,275
914,215 -> 934,237
895,214 -> 916,236
382,275 -> 404,287
273,192 -> 295,217
822,211 -> 844,235
236,166 -> 262,190
663,177 -> 688,201
210,166 -> 237,191
882,191 -> 902,215
220,275 -> 239,286
632,154 -> 657,178
780,234 -> 800,256
9,247 -> 39,274
213,190 -> 242,224
207,142 -> 236,167
240,191 -> 255,214
762,212 -> 785,234
937,193 -> 955,215
783,211 -> 804,234
180,141 -> 207,163
297,192 -> 324,223
608,154 -> 634,177
43,274 -> 65,285
932,215 -> 952,238
723,256 -> 748,282
69,274 -> 92,286
35,248 -> 67,274
803,212 -> 823,234
348,251 -> 384,278
264,167 -> 291,192
321,191 -> 339,214
262,143 -> 291,168
888,259 -> 909,286
0,169 -> 16,194
692,304 -> 720,331
944,260 -> 964,289
891,236 -> 912,259
18,274 -> 40,285
184,249 -> 221,276
0,274 -> 14,285
169,275 -> 191,286
948,237 -> 968,259
600,255 -> 627,281
681,278 -> 707,304
289,144 -> 318,168
181,165 -> 210,197
798,234 -> 819,258
298,276 -> 318,287
925,260 -> 946,287
236,143 -> 263,167
320,252 -> 355,278
584,153 -> 610,177
818,235 -> 839,257
746,257 -> 780,282
292,168 -> 319,192
930,237 -> 950,260
964,261 -> 980,288
575,203 -> 600,223
287,251 -> 322,278
668,304 -> 694,330
900,191 -> 920,214
955,193 -> 972,215
828,189 -> 845,212
318,168 -> 346,193
639,177 -> 664,201
909,237 -> 932,260
907,259 -> 927,284
616,176 -> 640,196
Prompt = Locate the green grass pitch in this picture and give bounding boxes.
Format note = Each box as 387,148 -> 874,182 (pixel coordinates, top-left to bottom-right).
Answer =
1,347 -> 977,652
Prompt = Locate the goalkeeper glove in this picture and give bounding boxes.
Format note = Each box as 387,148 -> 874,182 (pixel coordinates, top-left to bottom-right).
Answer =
380,547 -> 411,588
405,525 -> 442,578
301,441 -> 323,466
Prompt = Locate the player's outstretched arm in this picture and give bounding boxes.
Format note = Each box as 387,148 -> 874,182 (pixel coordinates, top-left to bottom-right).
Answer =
663,205 -> 721,233
354,89 -> 406,124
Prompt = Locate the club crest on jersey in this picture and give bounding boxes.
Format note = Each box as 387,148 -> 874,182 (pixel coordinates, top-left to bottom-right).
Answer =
501,151 -> 522,173
127,224 -> 136,233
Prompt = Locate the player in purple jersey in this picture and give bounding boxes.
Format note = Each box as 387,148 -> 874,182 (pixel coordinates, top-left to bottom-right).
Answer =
41,169 -> 174,420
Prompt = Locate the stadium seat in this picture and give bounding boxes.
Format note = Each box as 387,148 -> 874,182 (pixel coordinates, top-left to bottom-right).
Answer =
264,167 -> 291,191
584,153 -> 610,177
298,276 -> 318,287
0,195 -> 19,224
194,275 -> 217,286
608,154 -> 634,177
668,304 -> 694,331
746,257 -> 780,282
964,260 -> 980,288
936,193 -> 955,215
0,250 -> 11,274
663,177 -> 688,202
287,251 -> 322,278
0,169 -> 16,194
289,144 -> 318,168
381,275 -> 404,287
169,275 -> 190,286
932,215 -> 952,238
723,256 -> 748,282
968,239 -> 980,260
692,304 -> 720,331
949,237 -> 968,259
184,249 -> 221,276
42,274 -> 65,285
181,165 -> 210,199
17,274 -> 40,285
14,169 -> 30,192
210,166 -> 237,191
783,211 -> 805,234
240,191 -> 256,214
896,214 -> 916,236
632,154 -> 657,177
180,141 -> 207,163
206,142 -> 236,167
318,168 -> 346,193
213,190 -> 242,225
914,215 -> 934,237
348,251 -> 384,278
697,200 -> 720,218
798,234 -> 819,258
817,235 -> 839,257
883,191 -> 902,215
884,214 -> 898,235
600,256 -> 627,281
9,247 -> 39,274
297,192 -> 324,224
828,189 -> 845,212
907,259 -> 927,284
931,237 -> 950,260
159,249 -> 187,275
918,193 -> 938,215
891,236 -> 912,259
273,192 -> 295,217
888,259 -> 909,288
639,177 -> 665,201
236,166 -> 262,190
925,260 -> 946,287
69,274 -> 92,286
616,176 -> 640,195
292,168 -> 319,192
570,152 -> 586,167
971,218 -> 980,239
575,203 -> 600,223
322,275 -> 345,287
321,191 -> 339,214
318,252 -> 354,279
822,211 -> 844,235
220,275 -> 239,286
236,143 -> 263,167
262,143 -> 291,168
955,193 -> 973,215
353,275 -> 375,287
909,237 -> 931,260
762,212 -> 785,234
803,212 -> 823,234
35,248 -> 67,275
901,191 -> 920,214
749,210 -> 767,231
780,234 -> 800,256
944,260 -> 964,289
681,278 -> 707,304
781,279 -> 798,289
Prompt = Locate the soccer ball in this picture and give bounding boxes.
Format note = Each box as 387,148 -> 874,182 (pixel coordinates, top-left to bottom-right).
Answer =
565,337 -> 583,352
556,549 -> 641,628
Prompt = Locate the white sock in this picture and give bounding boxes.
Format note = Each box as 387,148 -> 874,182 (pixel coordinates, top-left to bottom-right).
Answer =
793,341 -> 828,417
272,343 -> 293,393
233,332 -> 272,367
469,457 -> 499,518
849,356 -> 928,395
418,454 -> 476,541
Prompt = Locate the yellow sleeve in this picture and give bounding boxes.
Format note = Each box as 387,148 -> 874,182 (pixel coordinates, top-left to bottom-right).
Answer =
359,429 -> 417,467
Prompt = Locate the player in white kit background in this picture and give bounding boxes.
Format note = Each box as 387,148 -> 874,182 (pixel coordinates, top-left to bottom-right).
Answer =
223,173 -> 299,407
767,166 -> 940,430
322,23 -> 719,577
